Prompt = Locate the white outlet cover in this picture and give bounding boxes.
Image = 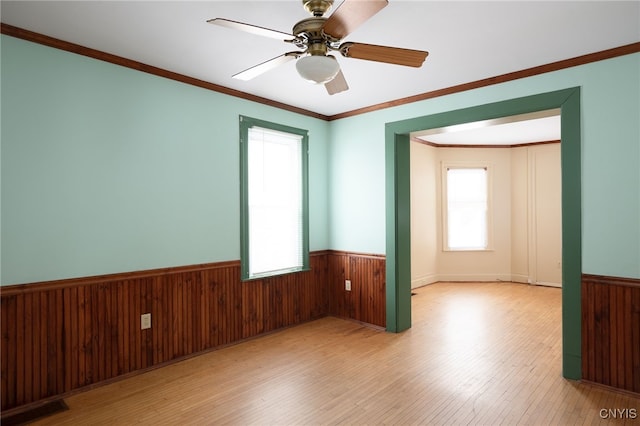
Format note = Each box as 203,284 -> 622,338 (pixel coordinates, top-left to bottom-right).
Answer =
141,313 -> 151,330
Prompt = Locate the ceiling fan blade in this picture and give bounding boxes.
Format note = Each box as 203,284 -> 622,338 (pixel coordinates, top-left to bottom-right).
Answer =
322,0 -> 388,40
233,52 -> 302,81
325,67 -> 349,95
339,42 -> 428,67
208,18 -> 293,41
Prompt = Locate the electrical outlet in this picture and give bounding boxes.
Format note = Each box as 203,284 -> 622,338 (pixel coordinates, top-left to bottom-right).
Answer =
345,280 -> 351,291
141,313 -> 151,330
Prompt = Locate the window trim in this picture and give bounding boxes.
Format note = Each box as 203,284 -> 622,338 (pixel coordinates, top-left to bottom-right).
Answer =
239,115 -> 310,281
441,162 -> 494,252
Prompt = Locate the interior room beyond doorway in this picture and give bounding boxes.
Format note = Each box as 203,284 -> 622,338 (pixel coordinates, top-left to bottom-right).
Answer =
409,109 -> 563,288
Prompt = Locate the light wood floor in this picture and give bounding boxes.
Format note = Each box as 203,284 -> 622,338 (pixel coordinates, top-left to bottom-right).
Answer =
33,282 -> 639,425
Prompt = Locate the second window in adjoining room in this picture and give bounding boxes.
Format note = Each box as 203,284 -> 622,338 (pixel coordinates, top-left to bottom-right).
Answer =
442,165 -> 492,251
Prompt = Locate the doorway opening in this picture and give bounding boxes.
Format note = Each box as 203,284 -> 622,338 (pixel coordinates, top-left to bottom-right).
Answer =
409,109 -> 562,288
384,88 -> 582,380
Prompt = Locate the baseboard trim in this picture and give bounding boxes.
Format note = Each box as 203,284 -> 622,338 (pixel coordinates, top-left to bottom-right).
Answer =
436,273 -> 513,282
1,399 -> 69,426
534,281 -> 562,288
411,274 -> 438,289
510,274 -> 530,284
580,380 -> 640,399
330,316 -> 386,332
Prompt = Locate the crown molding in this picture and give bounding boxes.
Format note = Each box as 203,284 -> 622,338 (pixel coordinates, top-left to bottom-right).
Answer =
2,23 -> 639,122
0,23 -> 330,121
328,42 -> 640,120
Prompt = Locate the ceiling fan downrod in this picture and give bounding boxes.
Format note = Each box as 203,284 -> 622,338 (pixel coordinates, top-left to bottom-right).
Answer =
302,0 -> 333,17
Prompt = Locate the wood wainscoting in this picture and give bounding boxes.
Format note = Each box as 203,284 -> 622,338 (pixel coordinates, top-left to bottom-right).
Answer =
1,250 -> 387,412
328,251 -> 386,328
1,253 -> 329,412
581,274 -> 640,394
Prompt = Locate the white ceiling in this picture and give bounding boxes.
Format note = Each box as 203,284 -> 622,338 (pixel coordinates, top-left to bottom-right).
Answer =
2,1 -> 639,118
413,109 -> 561,146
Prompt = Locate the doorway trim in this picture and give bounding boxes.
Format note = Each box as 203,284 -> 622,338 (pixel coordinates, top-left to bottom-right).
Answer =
384,87 -> 582,380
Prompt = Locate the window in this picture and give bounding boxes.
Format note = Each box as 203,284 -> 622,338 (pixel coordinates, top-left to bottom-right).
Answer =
239,116 -> 309,280
442,165 -> 492,251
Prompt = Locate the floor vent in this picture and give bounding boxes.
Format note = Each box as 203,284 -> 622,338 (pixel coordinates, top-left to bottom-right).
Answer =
2,400 -> 68,425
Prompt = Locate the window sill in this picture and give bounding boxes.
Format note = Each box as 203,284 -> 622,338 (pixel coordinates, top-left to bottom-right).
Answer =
243,266 -> 311,282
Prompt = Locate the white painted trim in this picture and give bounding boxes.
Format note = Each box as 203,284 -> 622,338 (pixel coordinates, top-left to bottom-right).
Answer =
436,273 -> 513,282
411,274 -> 438,288
511,274 -> 530,284
534,281 -> 562,288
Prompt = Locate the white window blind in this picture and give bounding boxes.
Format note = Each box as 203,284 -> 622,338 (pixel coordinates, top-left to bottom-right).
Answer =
247,126 -> 304,277
446,167 -> 488,250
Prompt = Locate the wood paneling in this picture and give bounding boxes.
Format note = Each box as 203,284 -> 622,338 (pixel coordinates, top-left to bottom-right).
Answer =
328,251 -> 386,328
1,254 -> 329,412
582,274 -> 640,394
1,251 -> 391,413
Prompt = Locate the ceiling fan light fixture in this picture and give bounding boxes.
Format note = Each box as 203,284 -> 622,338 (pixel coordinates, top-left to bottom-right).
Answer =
295,55 -> 340,84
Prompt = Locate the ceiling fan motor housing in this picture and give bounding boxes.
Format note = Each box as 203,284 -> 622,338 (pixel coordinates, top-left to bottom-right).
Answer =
302,0 -> 333,17
292,18 -> 331,54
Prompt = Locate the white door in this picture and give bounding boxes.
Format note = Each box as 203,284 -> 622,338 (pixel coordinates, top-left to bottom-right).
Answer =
531,144 -> 562,287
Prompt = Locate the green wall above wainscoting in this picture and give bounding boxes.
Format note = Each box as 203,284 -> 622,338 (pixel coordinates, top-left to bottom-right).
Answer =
1,36 -> 329,285
328,52 -> 640,280
2,34 -> 639,286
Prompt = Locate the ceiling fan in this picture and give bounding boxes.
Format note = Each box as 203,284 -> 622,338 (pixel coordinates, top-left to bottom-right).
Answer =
208,0 -> 429,95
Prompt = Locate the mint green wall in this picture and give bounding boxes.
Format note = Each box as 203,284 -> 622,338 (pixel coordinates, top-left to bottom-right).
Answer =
3,34 -> 638,285
329,53 -> 640,279
1,36 -> 329,285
